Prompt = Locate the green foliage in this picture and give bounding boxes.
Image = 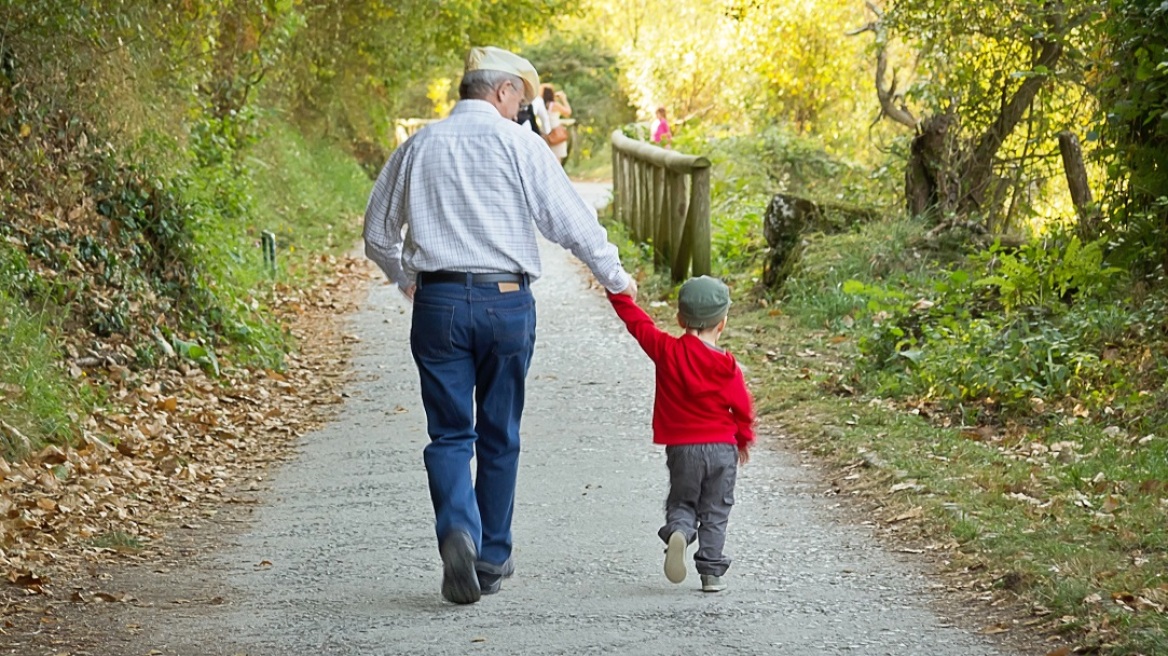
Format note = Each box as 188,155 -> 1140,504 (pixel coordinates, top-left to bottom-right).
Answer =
973,237 -> 1124,313
1096,0 -> 1168,218
777,215 -> 934,329
520,33 -> 635,165
669,125 -> 901,282
248,119 -> 369,257
840,237 -> 1146,417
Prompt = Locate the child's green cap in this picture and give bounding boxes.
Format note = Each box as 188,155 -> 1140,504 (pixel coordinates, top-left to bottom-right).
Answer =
678,276 -> 731,329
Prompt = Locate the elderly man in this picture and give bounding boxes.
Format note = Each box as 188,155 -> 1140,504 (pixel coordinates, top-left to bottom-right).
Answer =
363,46 -> 637,604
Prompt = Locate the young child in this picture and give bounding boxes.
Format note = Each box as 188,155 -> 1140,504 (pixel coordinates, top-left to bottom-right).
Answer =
652,106 -> 672,147
608,276 -> 755,592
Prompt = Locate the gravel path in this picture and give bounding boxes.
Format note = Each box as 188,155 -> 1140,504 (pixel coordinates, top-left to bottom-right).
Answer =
126,183 -> 1015,656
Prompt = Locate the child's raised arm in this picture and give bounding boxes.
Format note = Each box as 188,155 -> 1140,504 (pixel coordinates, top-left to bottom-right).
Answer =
607,291 -> 669,362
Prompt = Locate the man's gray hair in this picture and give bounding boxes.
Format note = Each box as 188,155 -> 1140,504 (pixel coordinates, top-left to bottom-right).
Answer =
459,69 -> 524,101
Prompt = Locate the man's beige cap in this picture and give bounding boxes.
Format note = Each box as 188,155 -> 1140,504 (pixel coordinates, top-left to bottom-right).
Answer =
464,46 -> 540,103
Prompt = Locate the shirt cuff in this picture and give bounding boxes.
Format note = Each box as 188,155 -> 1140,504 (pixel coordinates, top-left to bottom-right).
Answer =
603,269 -> 632,294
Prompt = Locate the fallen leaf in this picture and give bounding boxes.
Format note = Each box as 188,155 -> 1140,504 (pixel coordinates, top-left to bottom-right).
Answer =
889,507 -> 924,523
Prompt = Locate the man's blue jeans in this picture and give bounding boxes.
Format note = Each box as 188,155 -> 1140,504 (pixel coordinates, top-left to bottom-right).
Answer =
410,274 -> 536,567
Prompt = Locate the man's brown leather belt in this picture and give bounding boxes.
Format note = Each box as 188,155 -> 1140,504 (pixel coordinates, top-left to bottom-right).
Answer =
418,271 -> 528,285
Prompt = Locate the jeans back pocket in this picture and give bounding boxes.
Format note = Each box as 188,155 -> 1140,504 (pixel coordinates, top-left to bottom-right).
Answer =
411,301 -> 458,361
487,302 -> 535,357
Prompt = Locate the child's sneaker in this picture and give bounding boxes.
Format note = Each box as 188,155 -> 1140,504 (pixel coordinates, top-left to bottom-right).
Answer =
663,531 -> 687,583
700,574 -> 727,592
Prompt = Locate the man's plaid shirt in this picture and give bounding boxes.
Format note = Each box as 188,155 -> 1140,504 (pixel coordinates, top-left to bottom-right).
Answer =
363,100 -> 631,293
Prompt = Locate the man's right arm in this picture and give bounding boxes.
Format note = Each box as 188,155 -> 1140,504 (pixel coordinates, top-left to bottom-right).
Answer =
363,149 -> 411,291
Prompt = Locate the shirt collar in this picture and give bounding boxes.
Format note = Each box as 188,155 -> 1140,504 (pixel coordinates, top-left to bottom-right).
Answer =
451,99 -> 505,118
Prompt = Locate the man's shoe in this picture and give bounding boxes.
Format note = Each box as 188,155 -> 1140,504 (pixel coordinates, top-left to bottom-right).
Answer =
439,531 -> 481,604
476,557 -> 515,596
700,574 -> 727,592
663,531 -> 687,584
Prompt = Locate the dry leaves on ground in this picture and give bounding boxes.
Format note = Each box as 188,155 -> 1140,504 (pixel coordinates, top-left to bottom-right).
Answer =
0,255 -> 374,609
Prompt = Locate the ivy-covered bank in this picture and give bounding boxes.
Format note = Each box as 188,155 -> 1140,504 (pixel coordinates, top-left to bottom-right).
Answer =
0,0 -> 562,459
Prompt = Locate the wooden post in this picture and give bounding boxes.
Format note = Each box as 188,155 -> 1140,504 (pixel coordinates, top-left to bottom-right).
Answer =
1058,131 -> 1099,240
652,164 -> 665,229
689,168 -> 712,277
623,154 -> 635,239
668,173 -> 691,281
622,153 -> 632,235
629,158 -> 641,241
639,162 -> 651,248
658,171 -> 677,270
612,148 -> 621,224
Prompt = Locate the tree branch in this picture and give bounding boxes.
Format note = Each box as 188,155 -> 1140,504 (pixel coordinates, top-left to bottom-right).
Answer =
850,0 -> 918,129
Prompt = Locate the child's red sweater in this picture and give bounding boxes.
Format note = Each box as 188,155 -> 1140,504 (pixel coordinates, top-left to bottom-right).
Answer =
608,293 -> 756,449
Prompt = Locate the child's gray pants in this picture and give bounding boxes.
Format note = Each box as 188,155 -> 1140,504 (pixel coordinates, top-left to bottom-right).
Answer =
658,443 -> 738,576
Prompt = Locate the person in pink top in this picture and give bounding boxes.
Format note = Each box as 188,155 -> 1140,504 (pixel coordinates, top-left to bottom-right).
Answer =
608,275 -> 755,592
652,106 -> 672,146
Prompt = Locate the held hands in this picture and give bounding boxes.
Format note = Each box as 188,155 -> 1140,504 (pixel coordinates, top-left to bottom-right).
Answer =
617,278 -> 638,301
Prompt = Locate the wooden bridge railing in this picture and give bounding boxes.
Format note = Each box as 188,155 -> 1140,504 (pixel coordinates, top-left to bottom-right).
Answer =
610,130 -> 711,282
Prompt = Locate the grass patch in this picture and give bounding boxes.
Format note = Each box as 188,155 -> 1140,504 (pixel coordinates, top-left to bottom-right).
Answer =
0,289 -> 86,459
174,118 -> 372,370
0,242 -> 92,459
716,299 -> 1168,653
248,119 -> 370,261
87,531 -> 145,551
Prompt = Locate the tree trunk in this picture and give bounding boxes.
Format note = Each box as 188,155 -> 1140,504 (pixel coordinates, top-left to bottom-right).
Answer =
906,113 -> 954,219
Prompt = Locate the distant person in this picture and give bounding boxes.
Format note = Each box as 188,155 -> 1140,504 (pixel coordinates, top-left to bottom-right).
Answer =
515,100 -> 542,138
542,85 -> 573,166
363,45 -> 637,605
607,276 -> 755,592
651,106 -> 672,147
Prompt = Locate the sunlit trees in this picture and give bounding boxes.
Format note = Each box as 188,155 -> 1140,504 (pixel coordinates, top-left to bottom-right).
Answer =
849,0 -> 1107,233
581,0 -> 875,140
